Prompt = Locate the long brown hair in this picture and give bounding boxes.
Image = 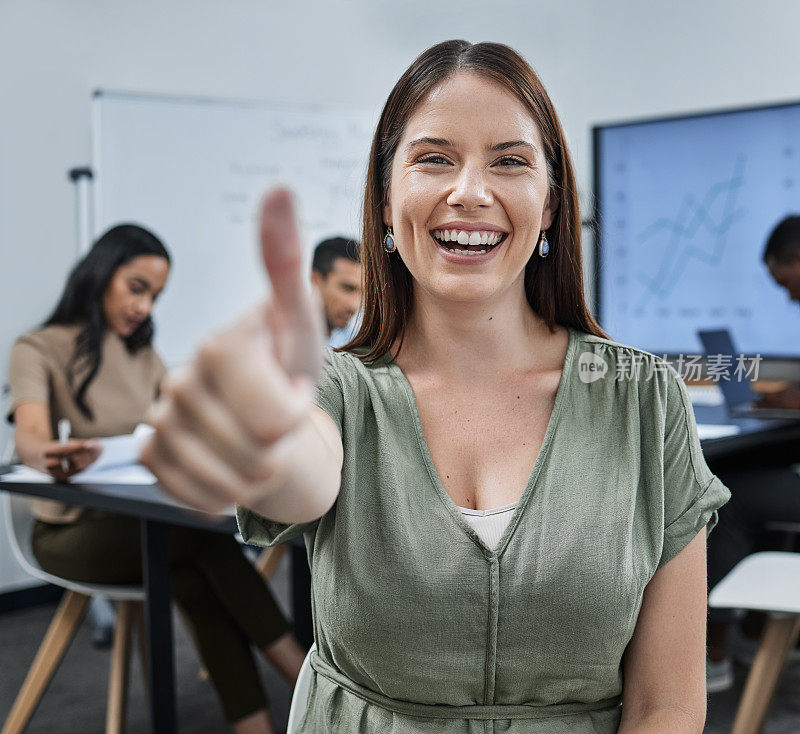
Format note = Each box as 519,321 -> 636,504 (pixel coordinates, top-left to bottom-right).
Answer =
343,39 -> 607,361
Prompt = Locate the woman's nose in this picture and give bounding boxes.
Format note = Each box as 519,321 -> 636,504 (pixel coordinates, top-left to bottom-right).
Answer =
446,165 -> 493,209
136,295 -> 153,318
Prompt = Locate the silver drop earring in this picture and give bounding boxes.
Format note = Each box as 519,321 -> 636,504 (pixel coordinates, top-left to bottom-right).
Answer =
539,230 -> 550,258
384,227 -> 396,253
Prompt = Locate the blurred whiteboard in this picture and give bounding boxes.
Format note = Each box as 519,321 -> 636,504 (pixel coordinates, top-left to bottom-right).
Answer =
93,91 -> 375,366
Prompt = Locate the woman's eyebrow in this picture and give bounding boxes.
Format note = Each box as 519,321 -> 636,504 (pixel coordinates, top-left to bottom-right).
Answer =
404,137 -> 537,154
404,136 -> 453,153
490,140 -> 537,153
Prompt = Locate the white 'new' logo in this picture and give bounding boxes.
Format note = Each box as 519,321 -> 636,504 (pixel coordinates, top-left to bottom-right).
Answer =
577,352 -> 608,384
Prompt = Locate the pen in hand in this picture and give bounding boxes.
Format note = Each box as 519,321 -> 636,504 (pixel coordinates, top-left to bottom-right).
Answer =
58,419 -> 71,474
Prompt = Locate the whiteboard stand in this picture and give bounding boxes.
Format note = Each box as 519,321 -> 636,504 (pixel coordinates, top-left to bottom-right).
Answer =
68,167 -> 94,254
67,165 -> 117,645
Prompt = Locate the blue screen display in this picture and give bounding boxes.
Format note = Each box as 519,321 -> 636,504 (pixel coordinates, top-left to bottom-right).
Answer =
595,102 -> 800,356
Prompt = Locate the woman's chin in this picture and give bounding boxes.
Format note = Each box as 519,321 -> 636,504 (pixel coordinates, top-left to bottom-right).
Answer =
112,323 -> 134,338
427,277 -> 502,306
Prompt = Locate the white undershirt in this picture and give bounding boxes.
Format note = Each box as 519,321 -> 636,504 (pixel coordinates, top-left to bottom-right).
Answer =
457,502 -> 517,550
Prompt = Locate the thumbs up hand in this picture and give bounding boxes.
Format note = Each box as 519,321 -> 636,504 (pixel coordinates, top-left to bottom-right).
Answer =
141,189 -> 341,518
257,188 -> 324,381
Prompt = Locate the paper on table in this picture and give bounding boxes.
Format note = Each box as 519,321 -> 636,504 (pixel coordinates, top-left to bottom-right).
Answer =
697,423 -> 741,440
0,423 -> 157,485
685,384 -> 725,407
0,463 -> 157,485
0,465 -> 57,483
92,423 -> 155,471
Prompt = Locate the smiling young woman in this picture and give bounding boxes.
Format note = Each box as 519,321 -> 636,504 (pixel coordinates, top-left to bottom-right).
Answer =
142,40 -> 731,734
348,42 -> 600,363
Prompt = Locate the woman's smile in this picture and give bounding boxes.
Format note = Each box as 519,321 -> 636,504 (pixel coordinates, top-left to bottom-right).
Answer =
430,222 -> 509,258
429,228 -> 509,263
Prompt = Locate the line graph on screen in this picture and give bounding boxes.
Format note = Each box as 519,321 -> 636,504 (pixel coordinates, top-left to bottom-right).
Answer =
634,154 -> 747,307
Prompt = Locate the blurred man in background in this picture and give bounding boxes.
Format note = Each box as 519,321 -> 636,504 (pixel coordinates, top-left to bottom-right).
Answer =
311,236 -> 362,348
761,215 -> 800,408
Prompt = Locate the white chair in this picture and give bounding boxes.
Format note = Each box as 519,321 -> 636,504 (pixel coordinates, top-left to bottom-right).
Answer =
1,492 -> 146,734
708,551 -> 800,734
286,643 -> 316,734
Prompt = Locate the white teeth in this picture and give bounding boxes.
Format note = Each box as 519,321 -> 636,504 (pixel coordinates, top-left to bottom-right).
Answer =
431,229 -> 505,248
451,249 -> 487,255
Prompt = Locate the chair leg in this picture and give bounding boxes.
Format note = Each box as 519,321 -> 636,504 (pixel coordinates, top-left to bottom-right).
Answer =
731,614 -> 800,734
256,544 -> 287,581
106,601 -> 135,734
130,602 -> 149,695
1,590 -> 90,734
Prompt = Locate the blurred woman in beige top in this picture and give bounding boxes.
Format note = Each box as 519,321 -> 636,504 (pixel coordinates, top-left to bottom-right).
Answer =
9,322 -> 165,523
7,224 -> 304,733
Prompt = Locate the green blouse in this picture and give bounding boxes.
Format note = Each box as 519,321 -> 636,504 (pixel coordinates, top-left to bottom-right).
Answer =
237,327 -> 730,733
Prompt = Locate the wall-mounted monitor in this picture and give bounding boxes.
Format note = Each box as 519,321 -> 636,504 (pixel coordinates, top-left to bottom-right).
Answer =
593,100 -> 800,358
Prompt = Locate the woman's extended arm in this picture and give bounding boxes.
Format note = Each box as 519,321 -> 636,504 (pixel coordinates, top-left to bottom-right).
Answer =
141,189 -> 342,522
618,529 -> 708,733
14,401 -> 100,480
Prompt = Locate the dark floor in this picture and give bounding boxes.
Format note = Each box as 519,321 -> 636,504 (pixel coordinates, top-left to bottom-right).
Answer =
2,555 -> 799,733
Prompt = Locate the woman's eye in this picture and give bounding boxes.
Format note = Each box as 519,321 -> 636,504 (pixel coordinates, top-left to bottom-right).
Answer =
129,284 -> 146,295
417,155 -> 450,165
496,156 -> 528,167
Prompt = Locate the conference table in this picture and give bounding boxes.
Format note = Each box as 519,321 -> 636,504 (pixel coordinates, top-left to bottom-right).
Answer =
2,402 -> 800,733
693,402 -> 800,549
694,403 -> 800,460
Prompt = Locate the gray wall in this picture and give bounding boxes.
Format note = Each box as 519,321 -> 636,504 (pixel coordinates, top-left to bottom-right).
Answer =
1,0 -> 799,590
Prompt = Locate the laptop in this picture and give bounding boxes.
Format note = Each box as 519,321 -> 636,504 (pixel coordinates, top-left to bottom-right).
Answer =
696,329 -> 800,419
